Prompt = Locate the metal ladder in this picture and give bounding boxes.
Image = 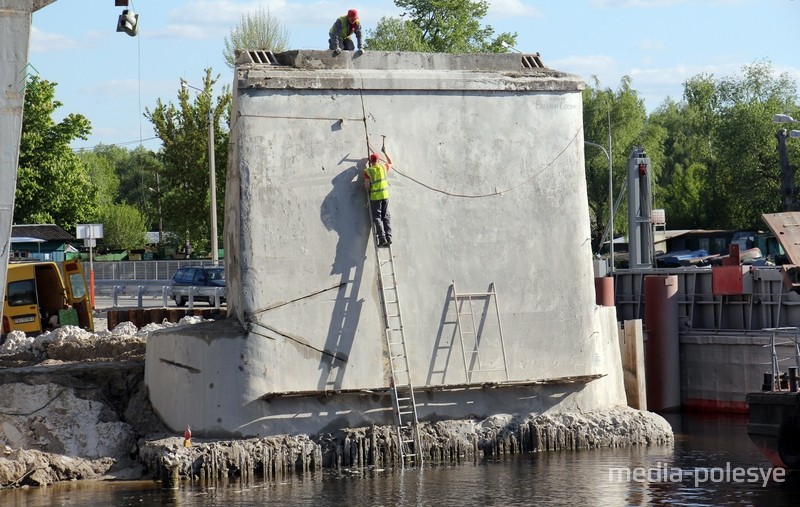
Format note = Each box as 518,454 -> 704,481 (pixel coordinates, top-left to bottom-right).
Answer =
374,239 -> 422,466
451,281 -> 510,382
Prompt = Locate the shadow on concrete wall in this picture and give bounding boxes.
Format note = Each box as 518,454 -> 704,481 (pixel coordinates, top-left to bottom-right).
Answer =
428,284 -> 459,385
318,163 -> 369,390
427,283 -> 502,386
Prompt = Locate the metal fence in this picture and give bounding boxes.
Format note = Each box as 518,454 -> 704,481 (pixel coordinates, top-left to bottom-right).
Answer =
93,280 -> 225,309
89,260 -> 220,281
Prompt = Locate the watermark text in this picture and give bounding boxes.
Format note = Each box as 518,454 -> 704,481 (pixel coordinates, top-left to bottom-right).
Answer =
608,462 -> 785,488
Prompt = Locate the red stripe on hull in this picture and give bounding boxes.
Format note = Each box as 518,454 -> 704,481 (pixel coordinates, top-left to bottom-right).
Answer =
682,398 -> 749,413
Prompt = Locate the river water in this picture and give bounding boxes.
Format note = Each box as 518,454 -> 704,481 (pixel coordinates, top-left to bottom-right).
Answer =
3,413 -> 799,506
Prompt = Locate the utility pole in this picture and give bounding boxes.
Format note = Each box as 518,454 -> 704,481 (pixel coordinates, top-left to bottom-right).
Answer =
777,128 -> 799,212
181,78 -> 219,265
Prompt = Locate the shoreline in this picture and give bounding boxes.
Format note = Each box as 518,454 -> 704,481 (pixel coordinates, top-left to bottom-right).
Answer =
0,318 -> 672,489
140,406 -> 673,486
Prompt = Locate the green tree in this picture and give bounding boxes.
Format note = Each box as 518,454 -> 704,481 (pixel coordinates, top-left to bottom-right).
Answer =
16,76 -> 98,230
81,144 -> 164,233
100,203 -> 147,250
367,17 -> 429,52
223,6 -> 289,69
662,162 -> 709,228
714,60 -> 797,229
651,60 -> 799,230
582,76 -> 662,251
115,146 -> 164,230
368,0 -> 517,52
78,148 -> 120,211
650,76 -> 720,229
145,68 -> 231,256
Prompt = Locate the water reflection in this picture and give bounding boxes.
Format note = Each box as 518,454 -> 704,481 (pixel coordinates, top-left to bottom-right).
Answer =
3,413 -> 800,506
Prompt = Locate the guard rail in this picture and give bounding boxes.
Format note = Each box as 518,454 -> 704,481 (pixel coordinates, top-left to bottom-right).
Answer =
93,280 -> 226,309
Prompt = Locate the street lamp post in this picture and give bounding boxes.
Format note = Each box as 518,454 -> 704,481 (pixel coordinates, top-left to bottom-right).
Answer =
773,114 -> 800,212
148,172 -> 163,245
585,140 -> 614,273
181,78 -> 219,266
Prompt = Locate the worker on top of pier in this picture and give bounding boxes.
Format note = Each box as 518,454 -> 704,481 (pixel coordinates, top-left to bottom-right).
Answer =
329,9 -> 363,55
364,145 -> 393,247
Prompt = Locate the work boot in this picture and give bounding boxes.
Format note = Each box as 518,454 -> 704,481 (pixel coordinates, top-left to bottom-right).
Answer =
386,236 -> 392,245
378,237 -> 388,247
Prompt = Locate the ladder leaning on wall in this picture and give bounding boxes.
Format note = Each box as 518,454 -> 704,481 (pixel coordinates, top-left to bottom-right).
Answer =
371,231 -> 423,466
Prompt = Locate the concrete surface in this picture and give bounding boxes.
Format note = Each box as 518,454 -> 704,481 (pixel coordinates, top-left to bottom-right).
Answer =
146,50 -> 628,437
0,1 -> 47,329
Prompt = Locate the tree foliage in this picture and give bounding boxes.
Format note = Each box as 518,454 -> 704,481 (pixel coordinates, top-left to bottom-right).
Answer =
367,0 -> 516,52
223,6 -> 289,69
16,77 -> 98,230
651,60 -> 799,230
582,76 -> 662,251
81,144 -> 164,243
145,68 -> 231,256
115,146 -> 164,230
367,17 -> 430,52
100,203 -> 147,250
78,147 -> 120,211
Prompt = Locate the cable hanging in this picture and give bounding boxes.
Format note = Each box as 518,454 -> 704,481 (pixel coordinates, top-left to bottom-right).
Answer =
354,77 -> 582,198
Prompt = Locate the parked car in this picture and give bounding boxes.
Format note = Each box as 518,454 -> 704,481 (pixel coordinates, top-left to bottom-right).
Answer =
170,266 -> 226,306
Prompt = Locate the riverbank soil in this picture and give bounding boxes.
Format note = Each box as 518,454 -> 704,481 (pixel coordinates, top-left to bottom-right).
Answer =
0,320 -> 673,489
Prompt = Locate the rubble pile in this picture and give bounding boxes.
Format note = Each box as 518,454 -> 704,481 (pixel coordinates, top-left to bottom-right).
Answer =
0,317 -> 673,489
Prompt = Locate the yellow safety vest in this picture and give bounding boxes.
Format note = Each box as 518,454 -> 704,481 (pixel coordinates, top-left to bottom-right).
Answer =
366,164 -> 389,200
332,15 -> 359,39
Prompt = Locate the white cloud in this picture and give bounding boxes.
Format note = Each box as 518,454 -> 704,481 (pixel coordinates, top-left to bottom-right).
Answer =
589,0 -> 747,7
488,0 -> 542,18
30,26 -> 83,53
84,79 -> 142,100
589,0 -> 688,7
548,54 -> 619,81
148,23 -> 217,40
172,0 -> 265,24
152,1 -> 399,42
545,57 -> 738,109
629,63 -> 738,87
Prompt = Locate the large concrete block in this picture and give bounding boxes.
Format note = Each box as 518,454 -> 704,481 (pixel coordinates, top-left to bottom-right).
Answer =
146,51 -> 627,436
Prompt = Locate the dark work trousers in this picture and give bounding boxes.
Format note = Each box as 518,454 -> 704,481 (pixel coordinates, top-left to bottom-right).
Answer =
370,199 -> 392,241
329,36 -> 355,51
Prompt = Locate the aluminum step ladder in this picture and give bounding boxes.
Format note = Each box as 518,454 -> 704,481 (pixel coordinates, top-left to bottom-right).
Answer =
373,238 -> 422,466
451,281 -> 509,382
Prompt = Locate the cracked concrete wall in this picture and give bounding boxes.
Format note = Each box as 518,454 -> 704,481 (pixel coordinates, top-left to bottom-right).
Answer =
146,51 -> 626,437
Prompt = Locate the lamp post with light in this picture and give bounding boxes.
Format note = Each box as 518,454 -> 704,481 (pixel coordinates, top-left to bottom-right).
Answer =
773,114 -> 800,212
180,78 -> 219,266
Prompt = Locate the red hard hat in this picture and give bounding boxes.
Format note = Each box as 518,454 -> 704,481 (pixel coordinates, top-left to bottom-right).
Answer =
348,9 -> 358,19
369,153 -> 379,163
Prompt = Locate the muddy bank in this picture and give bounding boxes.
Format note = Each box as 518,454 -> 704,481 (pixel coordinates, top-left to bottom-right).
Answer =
0,321 -> 673,489
139,407 -> 672,485
0,354 -> 672,489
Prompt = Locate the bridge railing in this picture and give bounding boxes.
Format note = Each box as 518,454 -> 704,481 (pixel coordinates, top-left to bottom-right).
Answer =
93,280 -> 226,310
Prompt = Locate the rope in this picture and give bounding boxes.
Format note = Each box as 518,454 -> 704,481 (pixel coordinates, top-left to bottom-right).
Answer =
391,127 -> 582,198
241,79 -> 583,199
352,71 -> 581,198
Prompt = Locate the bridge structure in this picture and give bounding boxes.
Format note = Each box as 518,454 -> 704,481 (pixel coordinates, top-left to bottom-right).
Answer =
144,50 -> 626,438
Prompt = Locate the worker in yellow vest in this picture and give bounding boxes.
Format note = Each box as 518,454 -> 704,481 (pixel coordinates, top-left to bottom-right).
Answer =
364,149 -> 393,247
329,9 -> 363,55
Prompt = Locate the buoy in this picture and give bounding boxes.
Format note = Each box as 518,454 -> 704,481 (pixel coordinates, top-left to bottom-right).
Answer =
183,425 -> 192,447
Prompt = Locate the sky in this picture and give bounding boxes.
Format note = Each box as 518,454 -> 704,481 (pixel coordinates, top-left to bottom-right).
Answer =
27,0 -> 800,152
